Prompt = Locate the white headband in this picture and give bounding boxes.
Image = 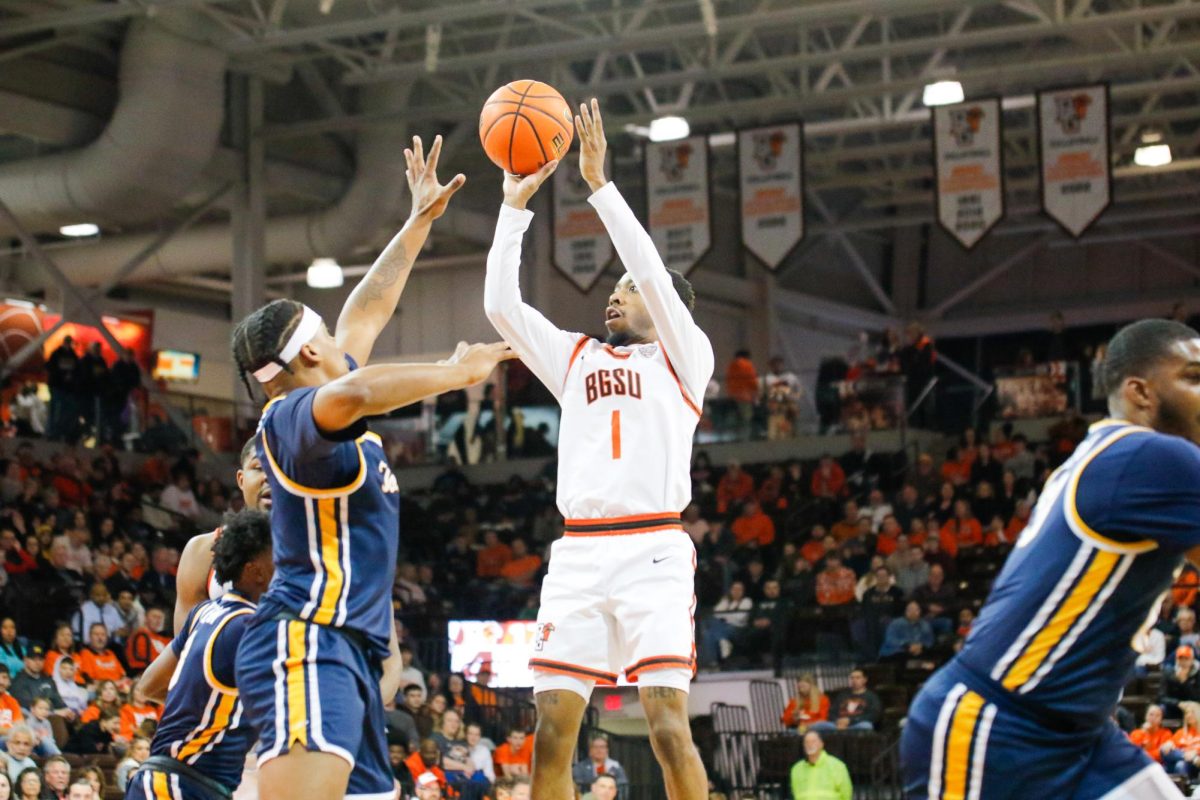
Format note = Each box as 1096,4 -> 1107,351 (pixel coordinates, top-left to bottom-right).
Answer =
252,305 -> 323,383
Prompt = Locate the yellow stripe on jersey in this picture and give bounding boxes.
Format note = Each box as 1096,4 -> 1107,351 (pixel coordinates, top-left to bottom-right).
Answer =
259,411 -> 366,498
285,621 -> 308,747
312,498 -> 344,626
177,693 -> 237,760
1065,425 -> 1156,554
941,690 -> 985,800
151,771 -> 171,800
203,608 -> 254,694
1001,549 -> 1120,690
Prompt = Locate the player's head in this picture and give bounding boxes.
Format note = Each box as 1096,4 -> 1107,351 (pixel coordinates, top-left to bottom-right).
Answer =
604,270 -> 695,347
231,300 -> 349,399
235,436 -> 271,511
1103,319 -> 1200,443
212,509 -> 274,602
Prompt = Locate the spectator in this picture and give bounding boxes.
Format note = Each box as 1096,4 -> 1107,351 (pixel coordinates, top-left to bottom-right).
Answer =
1179,608 -> 1200,654
584,774 -> 619,800
14,768 -> 39,800
893,545 -> 929,597
464,722 -> 495,784
731,501 -> 775,548
431,709 -> 474,780
861,489 -> 893,533
0,669 -> 21,736
572,735 -> 629,794
799,526 -> 829,565
1006,435 -> 1036,481
32,539 -> 87,644
159,470 -> 199,519
969,443 -> 1003,488
115,735 -> 150,789
875,516 -> 903,557
494,775 -> 532,800
70,773 -> 97,800
912,564 -> 956,637
118,685 -> 159,742
11,647 -> 69,719
922,537 -> 954,577
1162,701 -> 1200,779
725,350 -> 759,439
46,335 -> 80,442
939,500 -> 982,558
781,675 -> 830,732
717,462 -> 755,515
815,555 -> 856,608
414,771 -> 442,800
810,456 -> 846,505
61,514 -> 92,575
469,665 -> 497,706
701,582 -> 753,665
499,538 -> 542,588
2,725 -> 35,783
71,584 -> 122,642
50,659 -> 86,716
1135,627 -> 1167,677
880,601 -> 935,660
1160,646 -> 1200,721
26,697 -> 59,757
79,681 -> 120,724
829,501 -> 861,544
42,755 -> 70,800
136,547 -> 176,612
64,708 -> 119,755
476,529 -> 513,579
681,504 -> 710,545
761,356 -> 801,441
74,624 -> 126,687
388,738 -> 415,796
0,622 -> 23,684
124,607 -> 170,671
790,731 -> 851,800
856,567 -> 904,659
1129,704 -> 1173,763
742,580 -> 788,663
404,740 -> 448,794
809,669 -> 881,732
12,384 -> 46,438
494,727 -> 533,779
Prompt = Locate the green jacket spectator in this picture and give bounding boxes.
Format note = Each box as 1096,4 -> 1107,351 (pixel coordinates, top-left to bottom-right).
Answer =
790,732 -> 852,800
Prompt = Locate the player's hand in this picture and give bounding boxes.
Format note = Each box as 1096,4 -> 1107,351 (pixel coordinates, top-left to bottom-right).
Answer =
502,160 -> 558,211
453,341 -> 518,385
576,97 -> 608,193
407,134 -> 466,223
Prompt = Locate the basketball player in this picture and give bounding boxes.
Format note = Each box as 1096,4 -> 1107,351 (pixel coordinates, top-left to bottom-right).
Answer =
127,509 -> 273,800
902,319 -> 1200,799
483,99 -> 710,800
231,135 -> 513,800
174,437 -> 270,632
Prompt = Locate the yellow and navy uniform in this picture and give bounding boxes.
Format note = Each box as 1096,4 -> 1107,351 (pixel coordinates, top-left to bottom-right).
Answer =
235,360 -> 399,800
126,594 -> 255,800
902,420 -> 1200,799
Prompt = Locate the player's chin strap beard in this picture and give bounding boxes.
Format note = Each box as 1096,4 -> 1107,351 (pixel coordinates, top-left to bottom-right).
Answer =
605,330 -> 651,347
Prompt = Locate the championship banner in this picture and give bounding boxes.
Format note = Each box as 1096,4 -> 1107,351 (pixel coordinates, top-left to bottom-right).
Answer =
933,99 -> 1004,249
738,123 -> 804,269
646,135 -> 711,275
1038,84 -> 1111,238
551,153 -> 614,292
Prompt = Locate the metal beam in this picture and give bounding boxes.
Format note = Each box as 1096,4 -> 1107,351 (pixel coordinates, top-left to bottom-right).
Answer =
807,190 -> 897,314
1138,241 -> 1200,282
930,234 -> 1053,318
0,0 -> 234,39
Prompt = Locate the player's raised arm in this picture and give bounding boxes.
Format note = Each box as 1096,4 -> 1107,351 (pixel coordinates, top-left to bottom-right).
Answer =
336,134 -> 466,366
312,341 -> 514,434
577,99 -> 714,402
483,162 -> 588,400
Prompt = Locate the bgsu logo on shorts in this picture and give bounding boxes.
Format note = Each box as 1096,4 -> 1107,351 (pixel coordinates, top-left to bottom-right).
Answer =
535,622 -> 555,652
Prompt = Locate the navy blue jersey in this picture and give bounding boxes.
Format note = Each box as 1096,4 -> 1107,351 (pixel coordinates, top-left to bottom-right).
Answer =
151,594 -> 256,792
958,420 -> 1200,725
256,372 -> 400,658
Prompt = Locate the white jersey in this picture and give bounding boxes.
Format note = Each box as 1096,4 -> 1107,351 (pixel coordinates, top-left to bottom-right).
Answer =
205,527 -> 231,601
484,182 -> 714,519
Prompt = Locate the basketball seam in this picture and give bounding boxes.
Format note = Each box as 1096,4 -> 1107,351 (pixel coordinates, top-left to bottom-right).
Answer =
517,102 -> 573,139
509,80 -> 537,175
481,111 -> 516,142
524,114 -> 549,164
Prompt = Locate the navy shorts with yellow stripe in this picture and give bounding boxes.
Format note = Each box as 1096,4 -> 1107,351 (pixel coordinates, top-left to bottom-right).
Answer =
124,768 -> 224,800
235,610 -> 392,800
901,660 -> 1175,800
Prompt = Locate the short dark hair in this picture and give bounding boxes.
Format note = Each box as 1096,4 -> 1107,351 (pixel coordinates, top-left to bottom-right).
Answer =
404,684 -> 424,695
239,437 -> 258,467
668,269 -> 696,313
213,509 -> 271,585
1102,319 -> 1199,396
231,299 -> 305,399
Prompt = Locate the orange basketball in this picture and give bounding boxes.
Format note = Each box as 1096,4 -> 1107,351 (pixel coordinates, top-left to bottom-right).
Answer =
479,80 -> 574,176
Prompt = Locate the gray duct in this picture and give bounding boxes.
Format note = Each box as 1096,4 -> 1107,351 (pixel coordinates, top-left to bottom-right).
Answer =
0,17 -> 226,236
16,82 -> 410,289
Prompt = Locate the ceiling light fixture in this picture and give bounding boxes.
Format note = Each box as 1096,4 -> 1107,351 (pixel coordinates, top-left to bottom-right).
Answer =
922,80 -> 965,107
59,223 -> 99,237
1134,143 -> 1172,168
648,115 -> 690,142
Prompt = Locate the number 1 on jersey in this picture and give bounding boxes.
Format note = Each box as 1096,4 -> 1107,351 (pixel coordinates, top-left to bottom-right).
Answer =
611,410 -> 622,459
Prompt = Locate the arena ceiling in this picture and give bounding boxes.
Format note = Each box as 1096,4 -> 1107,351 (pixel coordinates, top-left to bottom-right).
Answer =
2,0 -> 1200,307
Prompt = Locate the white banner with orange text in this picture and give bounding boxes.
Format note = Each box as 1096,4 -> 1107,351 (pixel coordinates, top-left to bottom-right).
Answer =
646,136 -> 711,276
933,99 -> 1005,249
738,123 -> 804,269
1038,84 -> 1111,237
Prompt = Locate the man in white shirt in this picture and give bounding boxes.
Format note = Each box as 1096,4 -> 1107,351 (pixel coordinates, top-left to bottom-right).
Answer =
760,356 -> 802,440
158,471 -> 199,519
483,99 -> 710,800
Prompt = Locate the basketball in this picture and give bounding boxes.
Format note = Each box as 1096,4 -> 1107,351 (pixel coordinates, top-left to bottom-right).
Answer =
479,80 -> 574,176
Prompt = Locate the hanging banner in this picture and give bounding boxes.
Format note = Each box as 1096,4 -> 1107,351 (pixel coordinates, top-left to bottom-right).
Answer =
551,153 -> 614,292
646,135 -> 711,275
738,123 -> 804,269
933,99 -> 1005,249
1038,84 -> 1111,238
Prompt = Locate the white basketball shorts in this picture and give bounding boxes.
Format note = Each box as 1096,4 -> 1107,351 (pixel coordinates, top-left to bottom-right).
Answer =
530,514 -> 697,700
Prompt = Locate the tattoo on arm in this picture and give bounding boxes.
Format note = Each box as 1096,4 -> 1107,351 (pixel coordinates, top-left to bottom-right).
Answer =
643,686 -> 680,700
354,242 -> 410,311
